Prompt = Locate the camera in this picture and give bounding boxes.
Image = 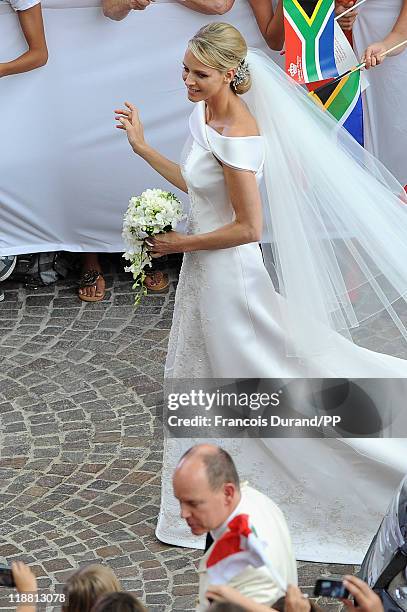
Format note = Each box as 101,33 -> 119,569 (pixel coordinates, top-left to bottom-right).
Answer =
0,568 -> 15,588
314,577 -> 350,599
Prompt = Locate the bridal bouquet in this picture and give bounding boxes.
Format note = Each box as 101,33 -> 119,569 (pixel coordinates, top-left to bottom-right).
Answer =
122,188 -> 184,305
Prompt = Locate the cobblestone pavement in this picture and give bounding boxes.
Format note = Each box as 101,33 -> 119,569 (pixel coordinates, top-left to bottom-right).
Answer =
1,260 -> 404,611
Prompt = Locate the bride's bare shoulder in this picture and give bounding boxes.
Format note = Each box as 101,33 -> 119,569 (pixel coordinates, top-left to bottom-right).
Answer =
224,101 -> 260,138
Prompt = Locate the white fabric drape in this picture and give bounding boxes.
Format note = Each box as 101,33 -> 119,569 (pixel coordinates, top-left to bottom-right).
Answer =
0,0 -> 274,255
353,0 -> 407,187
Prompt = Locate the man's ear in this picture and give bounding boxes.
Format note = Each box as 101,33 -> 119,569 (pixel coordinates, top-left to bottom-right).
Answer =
223,483 -> 237,503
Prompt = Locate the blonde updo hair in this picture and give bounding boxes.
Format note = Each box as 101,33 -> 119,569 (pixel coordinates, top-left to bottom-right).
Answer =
188,23 -> 251,95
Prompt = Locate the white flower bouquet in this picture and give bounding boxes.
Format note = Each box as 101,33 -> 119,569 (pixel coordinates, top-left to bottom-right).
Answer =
122,188 -> 185,305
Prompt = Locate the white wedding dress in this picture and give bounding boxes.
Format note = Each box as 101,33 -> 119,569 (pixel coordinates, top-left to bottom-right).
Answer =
156,99 -> 407,564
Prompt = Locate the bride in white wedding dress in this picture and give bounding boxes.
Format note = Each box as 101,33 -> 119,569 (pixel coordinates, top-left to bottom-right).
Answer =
116,23 -> 407,563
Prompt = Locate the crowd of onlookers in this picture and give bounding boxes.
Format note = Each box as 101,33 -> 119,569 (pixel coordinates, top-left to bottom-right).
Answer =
5,444 -> 403,612
9,559 -> 386,612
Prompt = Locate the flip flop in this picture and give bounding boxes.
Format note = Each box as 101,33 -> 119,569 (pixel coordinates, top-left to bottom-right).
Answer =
144,270 -> 170,293
78,269 -> 106,302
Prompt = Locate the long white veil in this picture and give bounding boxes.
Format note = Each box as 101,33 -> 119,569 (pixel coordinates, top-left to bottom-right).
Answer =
245,48 -> 407,358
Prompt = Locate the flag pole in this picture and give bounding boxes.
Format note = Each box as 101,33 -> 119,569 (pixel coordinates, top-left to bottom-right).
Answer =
334,0 -> 368,21
308,39 -> 407,98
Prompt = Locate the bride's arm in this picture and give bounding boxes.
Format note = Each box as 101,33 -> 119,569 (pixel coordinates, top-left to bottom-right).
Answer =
248,0 -> 285,51
148,164 -> 263,255
115,102 -> 188,193
362,0 -> 407,68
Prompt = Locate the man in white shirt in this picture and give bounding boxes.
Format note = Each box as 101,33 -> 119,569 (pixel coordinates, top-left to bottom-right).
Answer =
172,444 -> 298,612
102,0 -> 235,21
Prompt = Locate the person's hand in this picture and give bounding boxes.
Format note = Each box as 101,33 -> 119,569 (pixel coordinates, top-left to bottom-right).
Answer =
361,41 -> 388,68
127,0 -> 154,9
205,584 -> 275,611
145,231 -> 186,256
335,1 -> 358,31
115,102 -> 148,154
11,562 -> 37,594
206,584 -> 247,605
284,585 -> 311,612
341,575 -> 384,612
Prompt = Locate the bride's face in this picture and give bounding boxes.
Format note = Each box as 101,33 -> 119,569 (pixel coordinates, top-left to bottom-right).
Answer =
182,50 -> 233,102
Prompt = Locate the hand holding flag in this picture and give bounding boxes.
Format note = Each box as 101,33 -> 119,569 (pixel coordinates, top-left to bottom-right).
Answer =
362,41 -> 388,69
310,38 -> 407,97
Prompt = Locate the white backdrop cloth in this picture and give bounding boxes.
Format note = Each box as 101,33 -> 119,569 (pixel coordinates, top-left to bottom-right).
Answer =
0,0 -> 274,255
353,0 -> 407,187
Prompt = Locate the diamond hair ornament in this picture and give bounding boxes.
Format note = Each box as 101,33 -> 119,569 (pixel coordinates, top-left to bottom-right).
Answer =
232,58 -> 249,89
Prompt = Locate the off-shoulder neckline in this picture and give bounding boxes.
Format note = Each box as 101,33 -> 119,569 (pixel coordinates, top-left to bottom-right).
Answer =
199,102 -> 262,140
206,123 -> 263,140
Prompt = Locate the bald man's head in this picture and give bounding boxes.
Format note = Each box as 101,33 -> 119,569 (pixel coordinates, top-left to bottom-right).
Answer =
178,444 -> 240,491
173,445 -> 241,535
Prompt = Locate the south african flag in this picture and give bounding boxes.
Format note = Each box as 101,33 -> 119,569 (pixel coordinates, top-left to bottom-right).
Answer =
308,71 -> 364,145
283,0 -> 339,84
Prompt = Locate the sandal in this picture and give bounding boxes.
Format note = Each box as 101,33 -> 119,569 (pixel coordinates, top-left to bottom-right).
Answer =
78,269 -> 106,302
144,270 -> 170,293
